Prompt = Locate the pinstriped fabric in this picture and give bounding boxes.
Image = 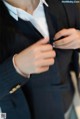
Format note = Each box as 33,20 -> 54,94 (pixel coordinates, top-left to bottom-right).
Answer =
0,57 -> 28,99
79,54 -> 80,92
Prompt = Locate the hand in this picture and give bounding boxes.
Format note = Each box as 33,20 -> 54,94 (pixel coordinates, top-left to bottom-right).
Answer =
14,38 -> 56,75
54,28 -> 80,49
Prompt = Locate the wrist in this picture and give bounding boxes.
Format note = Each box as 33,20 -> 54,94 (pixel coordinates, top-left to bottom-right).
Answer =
12,54 -> 30,78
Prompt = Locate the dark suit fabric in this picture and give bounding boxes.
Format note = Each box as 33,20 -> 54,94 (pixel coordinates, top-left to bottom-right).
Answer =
0,0 -> 80,119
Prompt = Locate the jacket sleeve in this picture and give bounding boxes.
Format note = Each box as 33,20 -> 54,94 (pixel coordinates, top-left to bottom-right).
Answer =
0,56 -> 28,100
75,3 -> 80,52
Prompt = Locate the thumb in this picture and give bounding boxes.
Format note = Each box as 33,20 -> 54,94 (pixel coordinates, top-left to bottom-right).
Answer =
36,37 -> 49,45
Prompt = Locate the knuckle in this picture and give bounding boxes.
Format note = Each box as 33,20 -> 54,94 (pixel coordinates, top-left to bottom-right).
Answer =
51,51 -> 56,58
33,49 -> 40,58
59,29 -> 66,36
62,29 -> 66,32
50,59 -> 55,65
52,59 -> 55,64
48,44 -> 53,50
76,34 -> 79,39
33,46 -> 40,53
46,67 -> 49,71
72,28 -> 76,32
53,51 -> 56,57
33,48 -> 37,53
59,32 -> 62,36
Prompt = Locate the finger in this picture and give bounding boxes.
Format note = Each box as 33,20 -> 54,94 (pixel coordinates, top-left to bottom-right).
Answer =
54,35 -> 74,46
34,50 -> 56,61
36,66 -> 50,74
36,37 -> 49,45
40,44 -> 53,52
41,51 -> 56,59
37,58 -> 55,67
54,28 -> 75,40
55,41 -> 77,49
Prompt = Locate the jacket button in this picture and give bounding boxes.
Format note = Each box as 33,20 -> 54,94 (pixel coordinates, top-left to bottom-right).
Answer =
9,85 -> 21,94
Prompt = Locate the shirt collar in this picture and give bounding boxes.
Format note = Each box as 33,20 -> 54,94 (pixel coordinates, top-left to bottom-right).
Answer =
3,0 -> 48,21
42,0 -> 48,7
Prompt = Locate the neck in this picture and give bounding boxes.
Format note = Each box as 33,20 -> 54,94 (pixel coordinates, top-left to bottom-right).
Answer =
5,0 -> 40,14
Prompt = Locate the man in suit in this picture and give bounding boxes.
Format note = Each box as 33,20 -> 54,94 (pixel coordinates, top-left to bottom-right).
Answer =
0,0 -> 80,119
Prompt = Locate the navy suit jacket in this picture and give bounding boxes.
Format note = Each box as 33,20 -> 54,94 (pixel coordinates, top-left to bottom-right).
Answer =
0,0 -> 80,119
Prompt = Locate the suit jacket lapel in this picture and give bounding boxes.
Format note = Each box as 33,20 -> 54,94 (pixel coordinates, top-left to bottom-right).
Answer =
17,18 -> 43,41
15,4 -> 59,45
43,1 -> 70,44
43,4 -> 57,44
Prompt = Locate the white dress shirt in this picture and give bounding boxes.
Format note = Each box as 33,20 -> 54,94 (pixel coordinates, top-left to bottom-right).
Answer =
3,0 -> 49,37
